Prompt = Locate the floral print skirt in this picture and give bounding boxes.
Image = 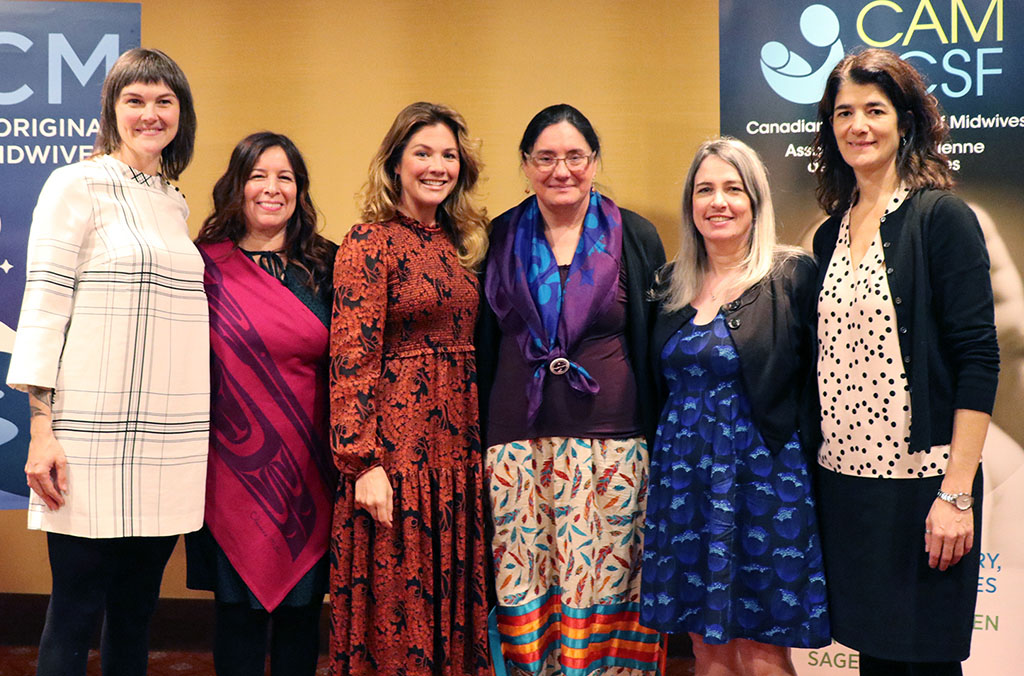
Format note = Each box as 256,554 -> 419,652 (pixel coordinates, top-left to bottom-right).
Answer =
487,436 -> 661,676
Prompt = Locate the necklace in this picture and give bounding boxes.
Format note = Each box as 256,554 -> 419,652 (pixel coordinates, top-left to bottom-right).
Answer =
705,271 -> 741,303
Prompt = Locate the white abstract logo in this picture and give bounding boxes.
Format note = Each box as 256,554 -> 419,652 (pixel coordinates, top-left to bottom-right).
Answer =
760,4 -> 845,105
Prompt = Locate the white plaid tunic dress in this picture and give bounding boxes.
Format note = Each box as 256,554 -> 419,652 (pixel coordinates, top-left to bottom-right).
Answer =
7,154 -> 209,538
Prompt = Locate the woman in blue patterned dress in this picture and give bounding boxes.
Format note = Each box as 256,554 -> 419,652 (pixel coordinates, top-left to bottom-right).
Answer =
640,138 -> 829,675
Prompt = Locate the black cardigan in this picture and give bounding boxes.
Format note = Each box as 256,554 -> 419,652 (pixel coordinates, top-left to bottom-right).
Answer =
812,188 -> 999,453
650,253 -> 820,455
476,207 -> 667,447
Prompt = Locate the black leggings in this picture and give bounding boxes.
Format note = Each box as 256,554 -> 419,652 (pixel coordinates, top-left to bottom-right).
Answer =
860,654 -> 963,676
213,600 -> 323,676
37,532 -> 178,676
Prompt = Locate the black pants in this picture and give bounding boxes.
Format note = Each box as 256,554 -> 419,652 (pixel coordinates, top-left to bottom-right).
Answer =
860,654 -> 962,676
213,600 -> 323,676
37,532 -> 178,676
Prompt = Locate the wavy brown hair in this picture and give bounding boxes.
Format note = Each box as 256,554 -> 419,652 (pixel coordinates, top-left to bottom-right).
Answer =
813,48 -> 953,215
360,102 -> 488,271
93,48 -> 196,180
196,132 -> 333,291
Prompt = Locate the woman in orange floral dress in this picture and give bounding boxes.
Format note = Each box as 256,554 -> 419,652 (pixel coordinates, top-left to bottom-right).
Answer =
328,102 -> 491,676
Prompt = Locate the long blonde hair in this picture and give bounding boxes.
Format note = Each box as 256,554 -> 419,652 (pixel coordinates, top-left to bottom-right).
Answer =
660,137 -> 798,312
360,102 -> 488,271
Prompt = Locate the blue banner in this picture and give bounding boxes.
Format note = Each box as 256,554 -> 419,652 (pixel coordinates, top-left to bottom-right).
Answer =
0,1 -> 140,504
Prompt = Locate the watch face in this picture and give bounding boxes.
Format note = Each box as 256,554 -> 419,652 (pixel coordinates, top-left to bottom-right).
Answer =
955,494 -> 974,510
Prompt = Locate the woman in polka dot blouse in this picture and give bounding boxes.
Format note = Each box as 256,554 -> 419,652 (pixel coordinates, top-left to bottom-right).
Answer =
810,48 -> 999,675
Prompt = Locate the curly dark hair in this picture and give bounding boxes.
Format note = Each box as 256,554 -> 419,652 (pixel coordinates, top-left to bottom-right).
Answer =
196,132 -> 333,291
813,48 -> 953,215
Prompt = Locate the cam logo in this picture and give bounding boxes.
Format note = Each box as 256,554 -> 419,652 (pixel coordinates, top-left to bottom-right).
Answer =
760,4 -> 844,104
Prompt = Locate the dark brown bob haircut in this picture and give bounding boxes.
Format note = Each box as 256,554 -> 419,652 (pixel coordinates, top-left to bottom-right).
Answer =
93,48 -> 196,180
813,48 -> 953,215
195,132 -> 333,291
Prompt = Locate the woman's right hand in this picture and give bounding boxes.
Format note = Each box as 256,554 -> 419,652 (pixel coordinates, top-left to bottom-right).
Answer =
354,465 -> 393,528
24,386 -> 67,510
25,427 -> 68,510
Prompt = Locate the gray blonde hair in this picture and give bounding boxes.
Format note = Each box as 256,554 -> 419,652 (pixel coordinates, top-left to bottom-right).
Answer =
659,137 -> 799,312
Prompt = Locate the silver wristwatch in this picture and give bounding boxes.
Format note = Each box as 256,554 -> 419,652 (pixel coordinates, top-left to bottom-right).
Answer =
936,490 -> 974,510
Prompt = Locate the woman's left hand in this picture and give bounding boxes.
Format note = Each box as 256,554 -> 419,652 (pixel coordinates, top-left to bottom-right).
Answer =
925,499 -> 974,571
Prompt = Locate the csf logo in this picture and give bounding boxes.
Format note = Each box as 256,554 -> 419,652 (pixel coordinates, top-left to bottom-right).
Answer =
758,1 -> 1005,103
0,32 -> 121,105
760,4 -> 845,104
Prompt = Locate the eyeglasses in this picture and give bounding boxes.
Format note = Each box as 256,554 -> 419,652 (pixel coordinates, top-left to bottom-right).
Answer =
525,152 -> 595,172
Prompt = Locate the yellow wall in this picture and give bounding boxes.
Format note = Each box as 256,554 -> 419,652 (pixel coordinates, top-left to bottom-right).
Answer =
1,0 -> 720,598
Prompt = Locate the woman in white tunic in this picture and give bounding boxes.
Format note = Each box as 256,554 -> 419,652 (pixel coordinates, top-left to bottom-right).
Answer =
6,48 -> 207,676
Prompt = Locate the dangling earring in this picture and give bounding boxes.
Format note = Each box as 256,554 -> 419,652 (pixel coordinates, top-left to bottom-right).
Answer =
900,135 -> 907,148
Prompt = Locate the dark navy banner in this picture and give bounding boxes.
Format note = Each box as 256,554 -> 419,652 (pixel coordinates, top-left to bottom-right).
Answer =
720,0 -> 1023,243
0,1 -> 140,506
719,1 -> 1023,673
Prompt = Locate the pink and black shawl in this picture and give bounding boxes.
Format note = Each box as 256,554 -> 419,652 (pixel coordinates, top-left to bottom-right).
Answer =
198,240 -> 333,611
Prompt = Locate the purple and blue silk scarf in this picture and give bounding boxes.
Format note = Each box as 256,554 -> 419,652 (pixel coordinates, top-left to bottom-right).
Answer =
485,191 -> 623,425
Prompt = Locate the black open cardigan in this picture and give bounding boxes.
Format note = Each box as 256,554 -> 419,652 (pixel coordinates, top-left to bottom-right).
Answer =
812,188 -> 999,453
649,253 -> 820,456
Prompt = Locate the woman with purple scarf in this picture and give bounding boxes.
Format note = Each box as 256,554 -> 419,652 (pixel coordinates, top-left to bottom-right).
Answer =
187,132 -> 337,676
477,104 -> 666,675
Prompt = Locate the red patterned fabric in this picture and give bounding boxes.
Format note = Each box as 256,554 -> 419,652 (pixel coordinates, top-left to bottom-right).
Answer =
328,215 -> 490,676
